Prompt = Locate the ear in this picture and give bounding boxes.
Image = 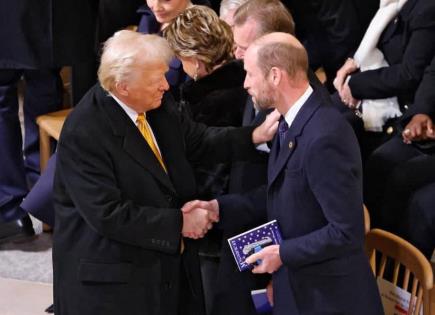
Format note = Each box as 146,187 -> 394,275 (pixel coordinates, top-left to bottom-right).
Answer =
269,67 -> 282,87
115,81 -> 129,97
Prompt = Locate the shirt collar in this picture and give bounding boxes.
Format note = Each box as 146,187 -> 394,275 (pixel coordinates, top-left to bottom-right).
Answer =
283,85 -> 313,128
109,92 -> 141,124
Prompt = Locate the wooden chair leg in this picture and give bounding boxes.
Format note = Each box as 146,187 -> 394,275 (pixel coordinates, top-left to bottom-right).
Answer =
39,128 -> 51,172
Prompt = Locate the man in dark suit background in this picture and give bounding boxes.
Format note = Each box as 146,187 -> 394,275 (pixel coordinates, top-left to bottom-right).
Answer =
283,0 -> 378,92
53,30 -> 278,315
0,0 -> 62,239
364,54 -> 435,259
0,0 -> 101,241
186,32 -> 383,314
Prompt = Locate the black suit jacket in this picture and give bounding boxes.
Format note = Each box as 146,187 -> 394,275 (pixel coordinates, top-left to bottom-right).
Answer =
402,54 -> 435,122
0,0 -> 99,68
285,0 -> 376,90
53,84 -> 254,315
349,0 -> 435,107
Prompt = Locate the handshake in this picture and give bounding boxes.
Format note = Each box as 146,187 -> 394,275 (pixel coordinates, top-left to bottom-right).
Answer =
181,199 -> 219,239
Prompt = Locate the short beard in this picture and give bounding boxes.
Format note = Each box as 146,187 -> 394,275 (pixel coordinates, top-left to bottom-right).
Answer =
253,87 -> 275,110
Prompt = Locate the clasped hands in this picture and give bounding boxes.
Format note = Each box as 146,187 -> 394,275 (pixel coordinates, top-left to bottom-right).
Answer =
181,199 -> 219,239
333,58 -> 360,108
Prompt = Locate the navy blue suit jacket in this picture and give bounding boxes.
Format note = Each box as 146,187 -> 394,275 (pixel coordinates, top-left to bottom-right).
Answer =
221,87 -> 383,314
267,88 -> 383,314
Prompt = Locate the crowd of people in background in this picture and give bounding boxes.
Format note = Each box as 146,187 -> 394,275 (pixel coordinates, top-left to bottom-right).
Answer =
0,0 -> 434,314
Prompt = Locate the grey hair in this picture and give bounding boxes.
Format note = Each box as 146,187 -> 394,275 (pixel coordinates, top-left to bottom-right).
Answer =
98,30 -> 173,92
219,0 -> 249,19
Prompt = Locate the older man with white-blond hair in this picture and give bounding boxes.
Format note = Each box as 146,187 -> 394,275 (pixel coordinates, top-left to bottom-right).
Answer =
52,30 -> 278,315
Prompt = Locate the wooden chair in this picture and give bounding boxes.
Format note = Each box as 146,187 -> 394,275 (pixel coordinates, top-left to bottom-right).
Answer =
36,108 -> 72,171
365,228 -> 433,315
363,204 -> 371,234
315,67 -> 327,84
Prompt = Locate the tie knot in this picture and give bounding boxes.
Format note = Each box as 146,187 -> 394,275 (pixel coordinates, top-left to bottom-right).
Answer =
136,113 -> 146,124
278,118 -> 288,134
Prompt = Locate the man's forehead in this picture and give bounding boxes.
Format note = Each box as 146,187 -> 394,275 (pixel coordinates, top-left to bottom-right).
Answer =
244,48 -> 258,68
234,19 -> 259,43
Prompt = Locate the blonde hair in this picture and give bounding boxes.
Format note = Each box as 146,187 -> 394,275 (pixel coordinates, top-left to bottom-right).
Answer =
163,5 -> 234,73
98,30 -> 173,92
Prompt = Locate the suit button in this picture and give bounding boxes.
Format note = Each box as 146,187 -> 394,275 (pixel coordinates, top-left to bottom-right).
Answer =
164,282 -> 172,290
165,195 -> 173,203
288,141 -> 294,149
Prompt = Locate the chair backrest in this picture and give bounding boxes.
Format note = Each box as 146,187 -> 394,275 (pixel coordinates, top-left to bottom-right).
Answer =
365,229 -> 433,315
363,204 -> 370,234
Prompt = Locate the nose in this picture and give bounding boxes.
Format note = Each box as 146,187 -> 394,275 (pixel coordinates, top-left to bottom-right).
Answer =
161,77 -> 169,91
243,76 -> 249,90
235,46 -> 245,60
148,0 -> 162,11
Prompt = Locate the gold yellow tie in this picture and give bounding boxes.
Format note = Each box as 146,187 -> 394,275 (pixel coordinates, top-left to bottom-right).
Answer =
136,113 -> 167,173
137,114 -> 184,253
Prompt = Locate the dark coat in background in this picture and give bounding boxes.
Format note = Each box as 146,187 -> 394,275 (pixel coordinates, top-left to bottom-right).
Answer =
349,0 -> 435,109
53,83 -> 255,315
364,54 -> 435,250
178,60 -> 248,314
0,0 -> 70,217
179,60 -> 247,199
284,0 -> 378,91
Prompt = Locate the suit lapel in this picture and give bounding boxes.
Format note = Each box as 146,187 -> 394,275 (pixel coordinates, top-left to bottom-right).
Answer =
268,90 -> 322,186
97,86 -> 176,193
379,0 -> 416,44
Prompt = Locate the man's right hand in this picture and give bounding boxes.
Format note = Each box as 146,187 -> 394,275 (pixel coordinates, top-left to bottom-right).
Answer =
181,200 -> 219,239
402,114 -> 435,144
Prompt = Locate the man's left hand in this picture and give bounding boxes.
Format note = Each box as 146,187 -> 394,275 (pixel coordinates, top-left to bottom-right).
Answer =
245,245 -> 283,274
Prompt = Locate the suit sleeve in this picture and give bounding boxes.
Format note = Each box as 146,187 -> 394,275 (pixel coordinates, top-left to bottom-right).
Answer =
349,6 -> 435,100
279,133 -> 365,269
315,0 -> 361,61
56,126 -> 182,254
177,108 -> 258,164
402,55 -> 435,123
216,185 -> 267,231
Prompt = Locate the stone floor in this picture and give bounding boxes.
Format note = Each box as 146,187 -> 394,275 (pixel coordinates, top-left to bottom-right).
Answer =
0,218 -> 53,315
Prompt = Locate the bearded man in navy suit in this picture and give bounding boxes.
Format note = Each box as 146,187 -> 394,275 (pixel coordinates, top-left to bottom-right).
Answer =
185,32 -> 384,315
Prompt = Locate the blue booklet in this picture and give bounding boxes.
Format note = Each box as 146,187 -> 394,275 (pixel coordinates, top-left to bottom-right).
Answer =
251,289 -> 273,313
227,220 -> 283,271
